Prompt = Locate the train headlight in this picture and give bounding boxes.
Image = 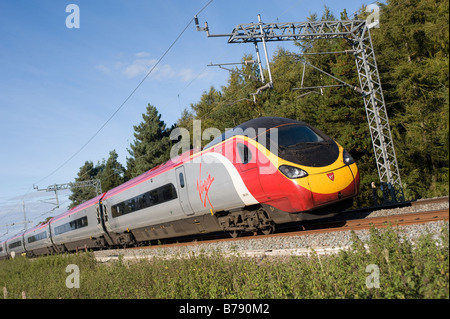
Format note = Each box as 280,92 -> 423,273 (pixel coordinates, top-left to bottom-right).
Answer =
343,150 -> 355,165
279,165 -> 308,179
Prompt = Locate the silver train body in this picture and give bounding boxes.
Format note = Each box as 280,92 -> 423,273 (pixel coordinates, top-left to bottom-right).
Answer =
0,151 -> 255,259
0,117 -> 359,259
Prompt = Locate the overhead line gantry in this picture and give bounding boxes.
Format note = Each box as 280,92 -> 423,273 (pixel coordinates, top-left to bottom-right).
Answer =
195,14 -> 404,203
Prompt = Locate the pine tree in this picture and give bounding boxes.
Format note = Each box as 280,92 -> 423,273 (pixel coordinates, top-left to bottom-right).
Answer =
69,160 -> 104,208
98,150 -> 125,192
371,0 -> 449,198
126,104 -> 171,179
190,86 -> 223,132
218,54 -> 262,128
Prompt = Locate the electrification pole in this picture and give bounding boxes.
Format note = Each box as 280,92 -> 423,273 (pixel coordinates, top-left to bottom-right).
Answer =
33,179 -> 102,209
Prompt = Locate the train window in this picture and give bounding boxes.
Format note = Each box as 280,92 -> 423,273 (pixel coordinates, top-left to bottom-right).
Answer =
275,125 -> 324,148
8,240 -> 22,249
54,216 -> 88,235
237,143 -> 252,164
163,183 -> 178,200
111,183 -> 178,218
179,172 -> 185,188
27,231 -> 47,243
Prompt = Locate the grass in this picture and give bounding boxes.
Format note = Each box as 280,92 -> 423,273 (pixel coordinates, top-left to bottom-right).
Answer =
0,225 -> 448,299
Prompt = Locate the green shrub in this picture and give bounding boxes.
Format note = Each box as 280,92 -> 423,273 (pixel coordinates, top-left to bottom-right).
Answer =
0,225 -> 448,299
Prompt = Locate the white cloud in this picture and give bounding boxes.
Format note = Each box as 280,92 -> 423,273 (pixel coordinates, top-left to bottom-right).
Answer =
151,63 -> 177,80
95,64 -> 111,74
96,53 -> 203,83
178,68 -> 195,82
122,58 -> 158,78
135,52 -> 151,58
121,59 -> 196,82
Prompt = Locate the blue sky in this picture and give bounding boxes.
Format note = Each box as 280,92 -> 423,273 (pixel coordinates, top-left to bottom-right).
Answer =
0,0 -> 374,240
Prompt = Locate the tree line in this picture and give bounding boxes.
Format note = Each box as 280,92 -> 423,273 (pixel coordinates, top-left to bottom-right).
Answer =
69,0 -> 449,208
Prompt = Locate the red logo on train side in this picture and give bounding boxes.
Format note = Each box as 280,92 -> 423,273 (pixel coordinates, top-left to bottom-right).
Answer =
197,163 -> 215,209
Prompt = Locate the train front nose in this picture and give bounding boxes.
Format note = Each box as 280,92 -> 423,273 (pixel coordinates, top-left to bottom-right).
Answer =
305,163 -> 359,207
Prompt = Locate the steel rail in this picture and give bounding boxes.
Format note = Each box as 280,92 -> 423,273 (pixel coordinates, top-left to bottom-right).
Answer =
124,209 -> 448,252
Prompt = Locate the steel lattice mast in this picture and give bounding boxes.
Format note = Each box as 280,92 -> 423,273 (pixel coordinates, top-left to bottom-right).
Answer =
196,16 -> 405,203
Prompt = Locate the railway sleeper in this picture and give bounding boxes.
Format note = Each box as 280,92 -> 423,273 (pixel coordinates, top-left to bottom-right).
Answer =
217,208 -> 275,237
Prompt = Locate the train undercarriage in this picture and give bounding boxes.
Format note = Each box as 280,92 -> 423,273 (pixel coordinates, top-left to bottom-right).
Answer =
216,206 -> 275,238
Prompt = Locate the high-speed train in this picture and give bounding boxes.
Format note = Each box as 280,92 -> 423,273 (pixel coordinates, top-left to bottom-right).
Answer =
0,117 -> 359,259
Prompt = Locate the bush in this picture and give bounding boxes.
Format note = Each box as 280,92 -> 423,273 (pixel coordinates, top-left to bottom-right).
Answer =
0,225 -> 448,299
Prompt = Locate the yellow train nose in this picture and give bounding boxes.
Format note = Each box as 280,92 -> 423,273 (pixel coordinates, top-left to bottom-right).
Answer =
304,163 -> 358,206
308,165 -> 355,194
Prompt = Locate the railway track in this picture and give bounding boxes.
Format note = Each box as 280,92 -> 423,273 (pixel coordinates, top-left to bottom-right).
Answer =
294,196 -> 449,233
94,197 -> 448,261
163,209 -> 447,247
162,196 -> 450,245
292,209 -> 449,235
411,196 -> 449,206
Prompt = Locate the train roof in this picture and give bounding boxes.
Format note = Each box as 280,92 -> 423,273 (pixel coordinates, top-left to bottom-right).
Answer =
204,116 -> 308,150
23,220 -> 51,237
236,117 -> 308,131
5,230 -> 25,242
50,194 -> 104,224
101,118 -> 292,201
102,149 -> 196,200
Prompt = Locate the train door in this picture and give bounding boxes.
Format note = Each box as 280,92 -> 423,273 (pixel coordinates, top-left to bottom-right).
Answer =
96,205 -> 104,233
175,166 -> 194,216
236,140 -> 265,197
97,197 -> 115,246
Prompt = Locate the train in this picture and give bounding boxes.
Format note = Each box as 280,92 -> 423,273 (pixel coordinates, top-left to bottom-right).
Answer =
0,117 -> 360,259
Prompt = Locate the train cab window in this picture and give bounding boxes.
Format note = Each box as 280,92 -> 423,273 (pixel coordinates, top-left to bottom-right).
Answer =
179,172 -> 185,188
237,143 -> 252,164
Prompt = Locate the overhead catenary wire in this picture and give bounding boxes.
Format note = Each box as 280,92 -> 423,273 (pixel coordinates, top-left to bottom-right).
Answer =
0,1 -> 215,238
34,0 -> 214,186
2,0 -> 265,233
